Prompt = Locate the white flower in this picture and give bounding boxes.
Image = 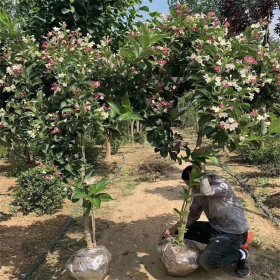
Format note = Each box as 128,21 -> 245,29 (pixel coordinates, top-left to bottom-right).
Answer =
248,93 -> 255,100
228,117 -> 235,124
53,27 -> 61,32
251,23 -> 261,29
58,73 -> 66,78
0,108 -> 6,117
216,59 -> 222,66
257,115 -> 265,121
265,121 -> 271,126
203,74 -> 212,83
58,57 -> 64,63
225,64 -> 235,71
190,54 -> 203,65
264,78 -> 272,84
6,67 -> 13,75
211,106 -> 220,113
3,85 -> 16,92
219,112 -> 228,118
215,76 -> 222,86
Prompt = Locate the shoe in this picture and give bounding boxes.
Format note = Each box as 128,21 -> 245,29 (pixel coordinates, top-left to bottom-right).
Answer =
235,249 -> 250,278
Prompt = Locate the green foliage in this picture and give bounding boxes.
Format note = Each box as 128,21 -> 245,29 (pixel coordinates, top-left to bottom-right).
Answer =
13,166 -> 64,215
71,179 -> 112,214
134,131 -> 145,144
12,0 -> 142,45
261,162 -> 280,178
0,145 -> 8,158
238,142 -> 280,165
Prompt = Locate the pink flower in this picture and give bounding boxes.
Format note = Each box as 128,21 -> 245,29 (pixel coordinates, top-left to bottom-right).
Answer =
92,81 -> 101,89
243,56 -> 258,65
249,77 -> 257,84
222,81 -> 230,88
167,15 -> 173,20
214,66 -> 222,73
229,122 -> 239,131
50,127 -> 62,135
207,12 -> 216,17
73,104 -> 80,112
85,105 -> 92,112
249,110 -> 258,117
95,94 -> 104,100
45,175 -> 54,182
176,3 -> 182,11
103,103 -> 110,112
177,28 -> 185,36
160,101 -> 173,109
0,122 -> 6,129
220,121 -> 229,130
225,21 -> 231,28
159,60 -> 167,67
162,47 -> 171,56
229,106 -> 234,112
257,51 -> 264,60
220,103 -> 226,110
51,82 -> 62,94
215,20 -> 221,27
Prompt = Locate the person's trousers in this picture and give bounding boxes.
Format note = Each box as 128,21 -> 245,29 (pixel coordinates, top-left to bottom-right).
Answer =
185,221 -> 248,270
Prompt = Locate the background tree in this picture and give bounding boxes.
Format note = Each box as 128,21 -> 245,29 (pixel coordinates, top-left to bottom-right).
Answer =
5,0 -> 143,45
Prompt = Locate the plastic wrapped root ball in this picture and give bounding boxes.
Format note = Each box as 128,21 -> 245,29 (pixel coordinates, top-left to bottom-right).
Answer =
66,246 -> 112,280
158,237 -> 200,276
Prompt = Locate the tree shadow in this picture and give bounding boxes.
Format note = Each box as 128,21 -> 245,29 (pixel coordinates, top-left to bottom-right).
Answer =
31,214 -> 280,280
145,186 -> 183,201
0,214 -> 71,279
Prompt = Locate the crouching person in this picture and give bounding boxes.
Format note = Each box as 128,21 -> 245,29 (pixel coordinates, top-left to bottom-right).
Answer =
164,166 -> 250,278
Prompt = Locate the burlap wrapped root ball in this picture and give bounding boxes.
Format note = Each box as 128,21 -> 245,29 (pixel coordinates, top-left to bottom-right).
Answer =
66,246 -> 112,280
158,237 -> 200,276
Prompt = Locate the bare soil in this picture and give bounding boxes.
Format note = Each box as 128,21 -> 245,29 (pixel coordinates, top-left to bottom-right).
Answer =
1,132 -> 280,280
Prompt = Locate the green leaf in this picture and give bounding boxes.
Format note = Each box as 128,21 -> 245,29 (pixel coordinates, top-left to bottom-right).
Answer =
91,198 -> 101,209
62,8 -> 70,14
108,101 -> 120,118
207,156 -> 220,166
139,6 -> 150,12
72,190 -> 87,200
96,193 -> 113,202
269,117 -> 280,134
89,179 -> 110,195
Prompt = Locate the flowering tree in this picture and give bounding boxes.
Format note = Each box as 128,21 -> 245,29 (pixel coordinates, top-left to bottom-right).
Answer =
1,2 -> 280,258
119,5 -> 280,245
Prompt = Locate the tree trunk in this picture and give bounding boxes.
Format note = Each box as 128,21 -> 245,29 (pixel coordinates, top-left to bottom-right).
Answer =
177,188 -> 193,245
91,209 -> 97,247
130,121 -> 134,145
105,133 -> 111,161
195,126 -> 203,148
136,121 -> 140,132
83,210 -> 94,249
24,142 -> 32,164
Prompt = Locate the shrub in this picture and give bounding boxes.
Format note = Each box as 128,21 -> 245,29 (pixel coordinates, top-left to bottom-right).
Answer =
137,154 -> 174,181
238,142 -> 280,165
261,162 -> 280,178
134,132 -> 145,144
13,167 -> 65,215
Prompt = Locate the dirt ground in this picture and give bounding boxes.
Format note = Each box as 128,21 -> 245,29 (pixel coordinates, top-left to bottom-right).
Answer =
1,131 -> 280,280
